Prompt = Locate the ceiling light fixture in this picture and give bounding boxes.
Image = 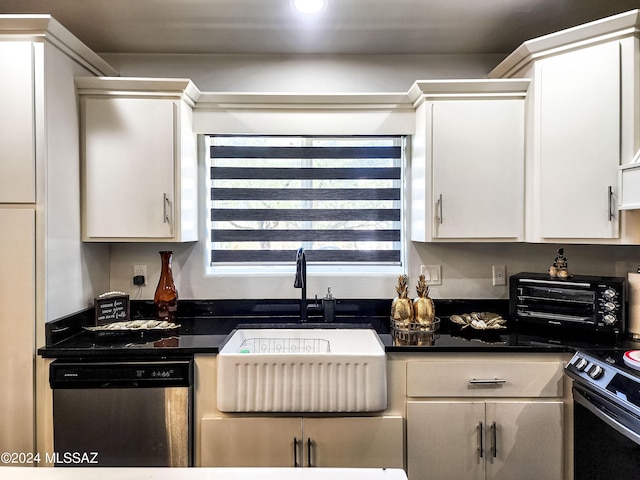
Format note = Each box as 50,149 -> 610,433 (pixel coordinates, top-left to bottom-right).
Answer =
293,0 -> 325,14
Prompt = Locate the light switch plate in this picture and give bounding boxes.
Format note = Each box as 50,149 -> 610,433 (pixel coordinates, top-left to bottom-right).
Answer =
424,265 -> 442,285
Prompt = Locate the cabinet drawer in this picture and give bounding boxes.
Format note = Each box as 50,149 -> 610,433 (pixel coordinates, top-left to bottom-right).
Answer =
407,361 -> 564,398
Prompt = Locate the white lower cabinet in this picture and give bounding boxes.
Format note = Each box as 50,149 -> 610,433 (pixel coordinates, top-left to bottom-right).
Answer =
407,400 -> 563,480
200,415 -> 404,468
404,357 -> 567,480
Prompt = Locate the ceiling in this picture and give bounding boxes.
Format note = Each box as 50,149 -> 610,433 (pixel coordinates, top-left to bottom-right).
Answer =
0,0 -> 639,55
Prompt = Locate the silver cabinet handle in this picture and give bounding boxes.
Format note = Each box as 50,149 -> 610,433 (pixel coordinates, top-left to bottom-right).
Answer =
477,422 -> 483,458
436,193 -> 443,224
608,185 -> 614,221
469,378 -> 506,385
490,422 -> 497,458
293,437 -> 299,467
307,438 -> 313,467
163,193 -> 171,224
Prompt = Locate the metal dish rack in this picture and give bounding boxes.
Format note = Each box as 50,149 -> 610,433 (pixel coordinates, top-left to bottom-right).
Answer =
238,337 -> 331,354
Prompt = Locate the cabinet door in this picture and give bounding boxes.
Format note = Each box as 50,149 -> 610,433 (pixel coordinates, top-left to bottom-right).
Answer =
0,208 -> 35,454
538,42 -> 620,239
0,43 -> 35,203
304,416 -> 404,469
431,99 -> 524,239
485,401 -> 563,480
83,97 -> 176,239
407,402 -> 485,480
200,417 -> 302,467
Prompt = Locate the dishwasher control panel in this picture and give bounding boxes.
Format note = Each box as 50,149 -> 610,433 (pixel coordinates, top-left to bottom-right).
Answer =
50,360 -> 193,388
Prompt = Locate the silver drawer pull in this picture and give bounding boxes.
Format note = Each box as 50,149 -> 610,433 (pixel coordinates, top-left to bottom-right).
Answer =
469,378 -> 506,385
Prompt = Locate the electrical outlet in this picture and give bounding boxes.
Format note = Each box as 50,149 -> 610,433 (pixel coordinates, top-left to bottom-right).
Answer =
492,265 -> 506,286
133,264 -> 147,286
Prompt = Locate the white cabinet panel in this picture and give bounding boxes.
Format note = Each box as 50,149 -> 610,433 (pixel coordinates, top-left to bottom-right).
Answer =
431,100 -> 524,239
304,416 -> 404,468
83,97 -> 176,239
200,415 -> 404,469
407,401 -> 484,480
538,42 -> 621,239
0,43 -> 35,203
201,417 -> 301,467
411,81 -> 528,243
0,208 -> 35,454
485,401 -> 563,480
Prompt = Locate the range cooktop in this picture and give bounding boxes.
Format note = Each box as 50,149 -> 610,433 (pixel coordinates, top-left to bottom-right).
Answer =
566,349 -> 640,418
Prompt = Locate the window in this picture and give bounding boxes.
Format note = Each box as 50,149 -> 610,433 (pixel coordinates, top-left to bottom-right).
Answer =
206,135 -> 405,272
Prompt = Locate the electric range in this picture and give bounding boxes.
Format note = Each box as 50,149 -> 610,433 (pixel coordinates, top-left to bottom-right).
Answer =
566,348 -> 640,417
565,348 -> 640,479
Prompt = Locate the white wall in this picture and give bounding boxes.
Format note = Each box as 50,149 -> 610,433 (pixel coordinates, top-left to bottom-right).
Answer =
103,52 -> 640,300
409,242 -> 640,299
44,44 -> 110,320
100,53 -> 506,92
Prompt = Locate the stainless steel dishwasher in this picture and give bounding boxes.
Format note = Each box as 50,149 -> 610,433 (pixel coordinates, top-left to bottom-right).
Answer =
50,359 -> 193,467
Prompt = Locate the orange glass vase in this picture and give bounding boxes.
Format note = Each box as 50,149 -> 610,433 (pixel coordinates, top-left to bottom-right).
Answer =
154,251 -> 178,322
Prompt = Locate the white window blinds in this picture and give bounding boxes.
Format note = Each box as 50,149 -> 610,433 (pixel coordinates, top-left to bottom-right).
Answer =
208,135 -> 403,266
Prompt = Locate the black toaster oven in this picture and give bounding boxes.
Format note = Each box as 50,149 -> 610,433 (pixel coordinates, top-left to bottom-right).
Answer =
509,272 -> 626,334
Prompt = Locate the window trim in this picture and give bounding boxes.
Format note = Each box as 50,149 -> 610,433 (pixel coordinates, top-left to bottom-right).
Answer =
205,135 -> 408,275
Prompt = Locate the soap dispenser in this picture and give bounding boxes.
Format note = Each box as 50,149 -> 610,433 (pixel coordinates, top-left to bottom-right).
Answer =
322,287 -> 336,323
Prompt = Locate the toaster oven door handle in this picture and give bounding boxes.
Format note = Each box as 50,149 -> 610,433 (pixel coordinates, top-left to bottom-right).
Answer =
517,310 -> 592,323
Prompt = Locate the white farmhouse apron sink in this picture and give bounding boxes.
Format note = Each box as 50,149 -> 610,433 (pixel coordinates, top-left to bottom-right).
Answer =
216,328 -> 387,413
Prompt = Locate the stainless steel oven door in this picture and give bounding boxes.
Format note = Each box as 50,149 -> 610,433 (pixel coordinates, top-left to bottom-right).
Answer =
573,385 -> 640,479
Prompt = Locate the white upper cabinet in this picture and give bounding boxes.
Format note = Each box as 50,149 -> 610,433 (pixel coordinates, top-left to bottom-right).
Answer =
537,43 -> 620,239
410,80 -> 528,242
78,78 -> 200,242
83,97 -> 176,239
490,10 -> 640,243
431,99 -> 525,239
0,42 -> 35,203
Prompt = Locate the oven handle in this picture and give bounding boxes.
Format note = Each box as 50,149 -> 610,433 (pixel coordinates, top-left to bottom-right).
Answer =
573,386 -> 640,446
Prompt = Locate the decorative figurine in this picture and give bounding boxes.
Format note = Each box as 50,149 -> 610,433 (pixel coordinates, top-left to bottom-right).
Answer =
549,247 -> 571,279
413,274 -> 435,327
391,275 -> 413,327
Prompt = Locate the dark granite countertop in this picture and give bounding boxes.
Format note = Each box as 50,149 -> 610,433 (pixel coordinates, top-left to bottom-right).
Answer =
37,299 -> 640,359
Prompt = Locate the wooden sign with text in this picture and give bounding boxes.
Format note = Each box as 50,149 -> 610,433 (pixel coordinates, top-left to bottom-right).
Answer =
94,293 -> 130,325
